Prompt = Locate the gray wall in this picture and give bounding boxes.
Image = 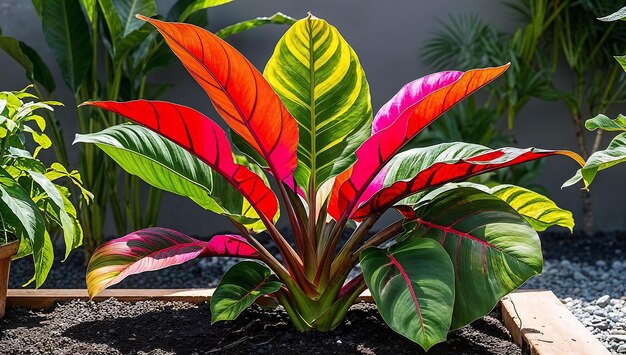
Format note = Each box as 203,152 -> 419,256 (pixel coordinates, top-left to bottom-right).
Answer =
1,0 -> 623,235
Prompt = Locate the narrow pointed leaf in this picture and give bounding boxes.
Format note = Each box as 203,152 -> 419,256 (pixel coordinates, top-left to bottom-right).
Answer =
74,124 -> 272,231
598,6 -> 626,21
329,65 -> 510,220
407,187 -> 542,329
139,16 -> 298,180
87,227 -> 259,297
167,0 -> 233,22
82,100 -> 278,222
351,143 -> 583,220
114,0 -> 156,37
211,261 -> 282,323
0,35 -> 56,92
360,238 -> 454,350
41,0 -> 92,93
215,12 -> 296,38
264,15 -> 372,192
0,167 -> 52,287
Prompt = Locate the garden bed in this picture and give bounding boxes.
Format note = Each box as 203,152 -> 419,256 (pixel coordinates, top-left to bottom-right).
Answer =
1,298 -> 519,355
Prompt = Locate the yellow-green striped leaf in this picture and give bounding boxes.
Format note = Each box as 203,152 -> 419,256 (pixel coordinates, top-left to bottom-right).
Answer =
264,14 -> 372,193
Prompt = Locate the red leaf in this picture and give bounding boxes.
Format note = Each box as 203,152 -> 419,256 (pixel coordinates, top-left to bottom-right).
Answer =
138,15 -> 299,181
328,65 -> 510,220
83,100 -> 278,221
351,148 -> 584,220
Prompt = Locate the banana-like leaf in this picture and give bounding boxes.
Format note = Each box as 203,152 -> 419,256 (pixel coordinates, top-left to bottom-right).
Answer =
74,124 -> 271,231
564,114 -> 626,188
0,167 -> 52,287
216,12 -> 296,38
0,35 -> 55,92
407,187 -> 542,329
139,16 -> 298,181
404,182 -> 574,232
167,0 -> 233,22
41,0 -> 92,93
86,227 -> 259,297
264,15 -> 372,192
351,143 -> 583,220
211,260 -> 282,323
360,237 -> 454,350
81,100 -> 279,223
114,0 -> 156,37
328,65 -> 510,220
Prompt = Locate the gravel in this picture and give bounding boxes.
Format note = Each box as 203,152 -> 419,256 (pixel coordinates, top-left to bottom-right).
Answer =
6,230 -> 626,353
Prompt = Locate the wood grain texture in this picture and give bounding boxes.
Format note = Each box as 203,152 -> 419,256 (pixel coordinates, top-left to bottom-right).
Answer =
501,290 -> 609,355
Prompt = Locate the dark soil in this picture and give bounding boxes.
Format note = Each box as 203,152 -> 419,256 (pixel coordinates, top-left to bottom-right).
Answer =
0,300 -> 520,355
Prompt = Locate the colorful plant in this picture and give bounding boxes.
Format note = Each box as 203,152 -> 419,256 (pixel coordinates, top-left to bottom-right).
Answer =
0,86 -> 90,286
0,0 -> 294,258
79,15 -> 583,349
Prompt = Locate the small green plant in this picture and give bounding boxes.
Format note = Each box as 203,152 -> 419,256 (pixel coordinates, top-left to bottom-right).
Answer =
565,5 -> 626,188
79,15 -> 583,350
0,86 -> 90,287
0,0 -> 294,258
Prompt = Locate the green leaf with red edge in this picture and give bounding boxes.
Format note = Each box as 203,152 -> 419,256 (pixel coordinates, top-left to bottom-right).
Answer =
328,65 -> 510,221
138,15 -> 299,181
351,142 -> 583,221
74,124 -> 274,232
211,260 -> 282,323
86,227 -> 259,298
360,237 -> 455,350
81,100 -> 278,224
406,187 -> 542,329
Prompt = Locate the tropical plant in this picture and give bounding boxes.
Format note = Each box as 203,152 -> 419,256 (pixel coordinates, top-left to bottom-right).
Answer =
0,86 -> 90,287
79,14 -> 582,350
564,5 -> 626,189
0,0 -> 294,258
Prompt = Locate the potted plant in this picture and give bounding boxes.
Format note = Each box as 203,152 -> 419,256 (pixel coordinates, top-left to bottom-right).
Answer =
77,14 -> 583,350
0,86 -> 90,317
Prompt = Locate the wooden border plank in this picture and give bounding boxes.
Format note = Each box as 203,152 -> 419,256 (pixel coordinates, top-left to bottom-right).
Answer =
6,289 -> 375,309
500,290 -> 609,355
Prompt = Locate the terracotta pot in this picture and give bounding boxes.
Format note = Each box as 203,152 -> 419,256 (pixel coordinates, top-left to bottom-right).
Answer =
0,240 -> 19,318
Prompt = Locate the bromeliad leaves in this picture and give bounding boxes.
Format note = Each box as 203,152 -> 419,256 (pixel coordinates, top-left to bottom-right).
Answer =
138,15 -> 298,181
81,100 -> 278,223
264,15 -> 372,193
86,227 -> 259,297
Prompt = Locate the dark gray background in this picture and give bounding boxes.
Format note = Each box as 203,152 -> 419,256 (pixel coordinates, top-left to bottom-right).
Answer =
1,0 -> 623,235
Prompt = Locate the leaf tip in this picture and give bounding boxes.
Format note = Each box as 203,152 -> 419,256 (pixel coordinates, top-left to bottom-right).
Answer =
135,13 -> 150,22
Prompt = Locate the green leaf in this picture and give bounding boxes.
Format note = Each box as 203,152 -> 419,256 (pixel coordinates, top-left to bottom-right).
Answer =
0,167 -> 52,287
615,55 -> 626,72
585,114 -> 626,132
167,0 -> 233,22
80,0 -> 97,23
211,261 -> 282,323
0,35 -> 56,92
564,132 -> 626,188
598,6 -> 626,22
360,237 -> 455,350
113,0 -> 156,37
74,124 -> 269,232
42,0 -> 92,93
264,15 -> 373,193
27,171 -> 76,259
408,187 -> 542,329
215,12 -> 296,38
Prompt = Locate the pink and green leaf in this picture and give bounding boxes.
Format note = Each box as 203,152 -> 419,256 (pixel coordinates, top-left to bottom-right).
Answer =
87,227 -> 259,298
405,187 -> 542,329
329,65 -> 510,220
351,143 -> 583,220
138,15 -> 299,181
360,237 -> 455,350
82,100 -> 278,222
